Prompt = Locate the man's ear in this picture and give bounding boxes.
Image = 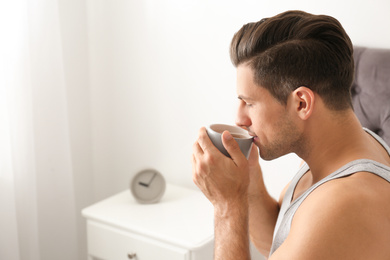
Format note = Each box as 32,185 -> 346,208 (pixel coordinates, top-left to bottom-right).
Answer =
291,86 -> 315,120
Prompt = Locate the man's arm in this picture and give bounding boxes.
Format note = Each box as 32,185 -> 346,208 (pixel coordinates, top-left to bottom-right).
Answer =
214,197 -> 250,260
246,147 -> 281,256
192,128 -> 251,260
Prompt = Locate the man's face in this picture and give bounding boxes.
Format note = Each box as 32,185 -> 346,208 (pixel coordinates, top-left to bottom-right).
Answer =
235,64 -> 304,160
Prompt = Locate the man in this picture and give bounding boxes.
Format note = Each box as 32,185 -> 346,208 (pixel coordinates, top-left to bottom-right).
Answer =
192,10 -> 390,259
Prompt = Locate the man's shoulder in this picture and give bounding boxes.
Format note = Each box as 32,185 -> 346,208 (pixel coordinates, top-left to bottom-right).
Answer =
283,172 -> 390,259
296,171 -> 390,220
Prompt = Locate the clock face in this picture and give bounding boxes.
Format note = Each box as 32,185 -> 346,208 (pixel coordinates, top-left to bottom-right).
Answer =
130,169 -> 166,204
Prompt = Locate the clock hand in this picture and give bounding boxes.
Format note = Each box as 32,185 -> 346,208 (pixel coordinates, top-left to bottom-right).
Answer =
138,173 -> 157,187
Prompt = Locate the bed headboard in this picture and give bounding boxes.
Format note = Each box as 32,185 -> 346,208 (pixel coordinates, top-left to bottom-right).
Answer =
352,46 -> 390,146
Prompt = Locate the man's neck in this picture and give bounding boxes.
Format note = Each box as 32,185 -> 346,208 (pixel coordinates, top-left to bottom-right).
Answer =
299,109 -> 367,184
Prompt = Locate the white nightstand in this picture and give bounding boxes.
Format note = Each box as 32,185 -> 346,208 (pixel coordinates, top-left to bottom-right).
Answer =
82,184 -> 214,260
82,183 -> 265,260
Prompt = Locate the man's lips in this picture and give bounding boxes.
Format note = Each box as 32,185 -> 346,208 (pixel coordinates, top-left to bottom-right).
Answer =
248,132 -> 258,139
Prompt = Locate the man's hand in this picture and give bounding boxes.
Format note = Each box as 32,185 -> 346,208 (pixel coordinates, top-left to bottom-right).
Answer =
192,127 -> 250,208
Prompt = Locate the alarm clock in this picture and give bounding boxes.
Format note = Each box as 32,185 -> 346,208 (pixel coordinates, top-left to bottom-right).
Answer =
130,169 -> 166,204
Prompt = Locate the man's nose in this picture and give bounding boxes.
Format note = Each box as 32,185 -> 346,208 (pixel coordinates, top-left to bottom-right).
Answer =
235,104 -> 251,129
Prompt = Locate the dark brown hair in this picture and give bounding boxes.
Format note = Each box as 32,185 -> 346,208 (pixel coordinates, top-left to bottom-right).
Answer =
230,10 -> 354,110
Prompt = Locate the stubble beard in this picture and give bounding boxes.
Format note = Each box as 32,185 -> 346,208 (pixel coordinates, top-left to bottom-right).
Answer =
258,116 -> 305,161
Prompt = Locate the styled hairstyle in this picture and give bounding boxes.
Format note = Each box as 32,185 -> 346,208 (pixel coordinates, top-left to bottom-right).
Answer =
230,10 -> 354,110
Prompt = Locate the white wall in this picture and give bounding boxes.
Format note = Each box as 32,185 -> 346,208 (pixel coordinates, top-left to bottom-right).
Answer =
86,0 -> 390,201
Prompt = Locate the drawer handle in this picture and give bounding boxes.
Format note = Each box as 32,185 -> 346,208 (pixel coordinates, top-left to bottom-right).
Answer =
127,252 -> 137,259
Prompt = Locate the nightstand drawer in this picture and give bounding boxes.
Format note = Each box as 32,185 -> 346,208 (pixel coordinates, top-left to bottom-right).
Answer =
87,221 -> 189,260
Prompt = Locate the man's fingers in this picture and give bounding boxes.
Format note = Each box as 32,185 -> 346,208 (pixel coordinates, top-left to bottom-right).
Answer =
197,127 -> 218,154
221,131 -> 246,165
191,153 -> 199,184
192,139 -> 203,157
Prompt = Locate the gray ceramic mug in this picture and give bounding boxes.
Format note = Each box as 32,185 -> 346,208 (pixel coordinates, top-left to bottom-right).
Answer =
206,124 -> 253,159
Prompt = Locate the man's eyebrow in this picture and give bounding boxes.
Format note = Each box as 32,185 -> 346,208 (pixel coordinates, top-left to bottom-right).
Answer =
238,95 -> 255,101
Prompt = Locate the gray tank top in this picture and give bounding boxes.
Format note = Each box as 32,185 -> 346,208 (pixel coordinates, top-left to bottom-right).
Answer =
269,128 -> 390,256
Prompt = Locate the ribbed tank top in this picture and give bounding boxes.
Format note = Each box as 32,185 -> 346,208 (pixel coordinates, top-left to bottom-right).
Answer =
269,128 -> 390,256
